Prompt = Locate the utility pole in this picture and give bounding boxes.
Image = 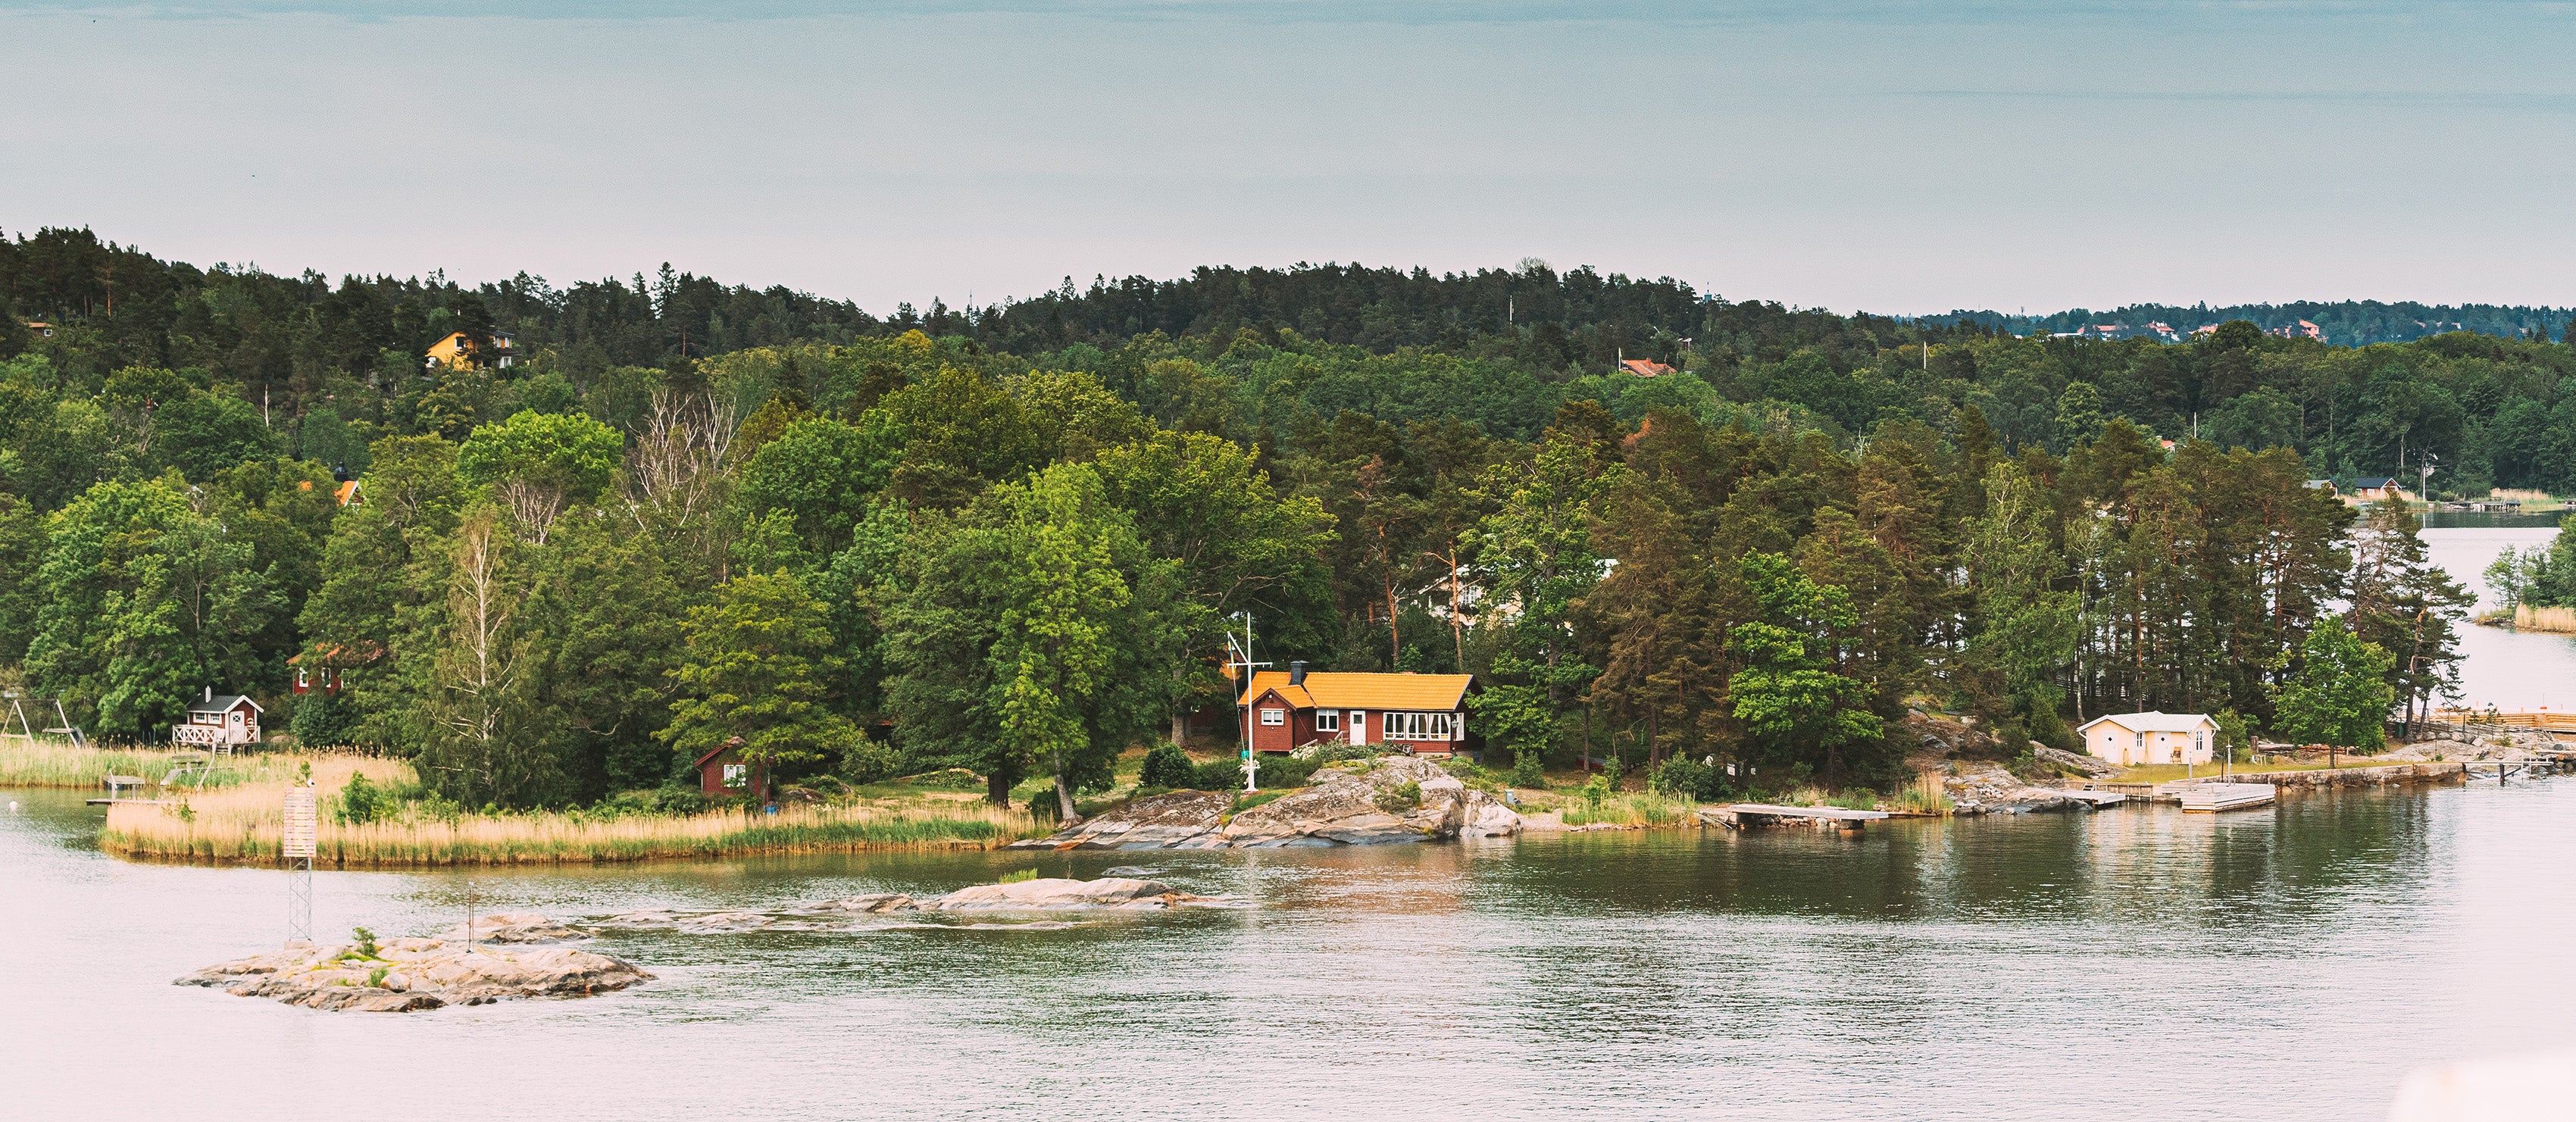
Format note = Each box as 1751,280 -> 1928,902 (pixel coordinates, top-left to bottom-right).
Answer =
1224,613 -> 1270,794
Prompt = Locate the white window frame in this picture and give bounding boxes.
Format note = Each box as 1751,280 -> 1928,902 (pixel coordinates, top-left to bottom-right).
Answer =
1260,708 -> 1284,727
1313,711 -> 1339,732
1383,711 -> 1460,742
722,763 -> 748,788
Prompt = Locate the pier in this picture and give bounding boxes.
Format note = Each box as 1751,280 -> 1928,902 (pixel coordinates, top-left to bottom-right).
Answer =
1702,804 -> 1890,831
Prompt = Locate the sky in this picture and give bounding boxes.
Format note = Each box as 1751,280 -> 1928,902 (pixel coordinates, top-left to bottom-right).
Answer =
5,0 -> 2574,317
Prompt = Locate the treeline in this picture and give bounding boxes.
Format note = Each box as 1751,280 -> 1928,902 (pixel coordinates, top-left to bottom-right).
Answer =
0,227 -> 2535,809
1942,300 -> 2574,347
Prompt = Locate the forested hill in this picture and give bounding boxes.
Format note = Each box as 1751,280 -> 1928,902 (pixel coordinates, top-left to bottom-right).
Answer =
1934,302 -> 2574,346
0,223 -> 2557,808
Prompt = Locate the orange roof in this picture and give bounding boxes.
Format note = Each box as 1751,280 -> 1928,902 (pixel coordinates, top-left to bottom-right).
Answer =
1617,358 -> 1674,377
1239,670 -> 1472,711
333,480 -> 361,505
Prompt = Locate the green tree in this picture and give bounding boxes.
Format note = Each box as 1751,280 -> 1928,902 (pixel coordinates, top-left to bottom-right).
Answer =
1093,430 -> 1333,746
27,475 -> 280,739
880,462 -> 1186,812
1472,429 -> 1615,763
455,410 -> 624,542
1960,463 -> 2078,745
659,570 -> 856,800
2268,613 -> 2395,767
1724,552 -> 1884,786
414,509 -> 558,807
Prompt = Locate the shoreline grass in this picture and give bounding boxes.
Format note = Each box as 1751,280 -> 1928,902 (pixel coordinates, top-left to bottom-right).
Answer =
0,740 -> 220,788
75,750 -> 1046,867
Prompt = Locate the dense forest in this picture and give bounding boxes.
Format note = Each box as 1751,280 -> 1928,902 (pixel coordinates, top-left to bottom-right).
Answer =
0,224 -> 2549,810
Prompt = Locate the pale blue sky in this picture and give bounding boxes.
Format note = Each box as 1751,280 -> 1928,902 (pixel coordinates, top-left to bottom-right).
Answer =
7,1 -> 2572,315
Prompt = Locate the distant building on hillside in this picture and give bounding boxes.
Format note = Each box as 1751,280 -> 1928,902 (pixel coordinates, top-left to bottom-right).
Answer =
2351,477 -> 2402,502
2077,711 -> 2216,766
1615,358 -> 1675,377
425,330 -> 519,370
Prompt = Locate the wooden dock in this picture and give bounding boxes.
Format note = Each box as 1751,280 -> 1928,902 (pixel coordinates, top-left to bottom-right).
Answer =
1702,804 -> 1890,831
2058,789 -> 2127,808
2180,783 -> 2277,812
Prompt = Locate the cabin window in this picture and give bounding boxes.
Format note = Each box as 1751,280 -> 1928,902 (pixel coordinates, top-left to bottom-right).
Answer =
1313,711 -> 1339,732
722,764 -> 748,788
295,668 -> 309,689
1260,708 -> 1284,727
1383,711 -> 1458,741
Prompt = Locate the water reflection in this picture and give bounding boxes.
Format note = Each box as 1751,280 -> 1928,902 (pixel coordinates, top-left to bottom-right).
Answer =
6,779 -> 2574,1122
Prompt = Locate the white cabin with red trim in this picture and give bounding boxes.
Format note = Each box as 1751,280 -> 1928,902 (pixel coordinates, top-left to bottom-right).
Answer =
172,689 -> 262,747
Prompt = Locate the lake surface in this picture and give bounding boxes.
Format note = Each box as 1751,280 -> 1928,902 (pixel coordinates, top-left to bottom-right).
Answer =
2421,525 -> 2576,711
7,776 -> 2575,1122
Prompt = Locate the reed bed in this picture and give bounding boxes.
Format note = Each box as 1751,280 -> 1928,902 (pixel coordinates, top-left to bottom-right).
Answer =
101,758 -> 1045,867
0,739 -> 227,788
2515,605 -> 2576,634
1562,791 -> 1696,827
1886,772 -> 1953,816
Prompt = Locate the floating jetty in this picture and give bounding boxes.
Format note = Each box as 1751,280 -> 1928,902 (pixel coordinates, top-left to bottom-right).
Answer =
2057,789 -> 2127,808
2179,783 -> 2277,812
1702,804 -> 1890,831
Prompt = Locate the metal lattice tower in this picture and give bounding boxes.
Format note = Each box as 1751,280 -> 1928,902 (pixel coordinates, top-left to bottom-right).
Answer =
287,856 -> 313,944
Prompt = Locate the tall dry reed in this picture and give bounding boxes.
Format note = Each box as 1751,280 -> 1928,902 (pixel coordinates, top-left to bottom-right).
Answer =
2515,605 -> 2576,634
101,755 -> 1043,867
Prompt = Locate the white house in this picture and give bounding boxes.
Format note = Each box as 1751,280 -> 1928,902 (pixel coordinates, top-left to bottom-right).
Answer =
172,689 -> 262,749
2076,711 -> 2217,766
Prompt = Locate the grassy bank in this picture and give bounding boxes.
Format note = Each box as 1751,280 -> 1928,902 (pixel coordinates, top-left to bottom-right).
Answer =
0,740 -> 218,788
89,752 -> 1047,867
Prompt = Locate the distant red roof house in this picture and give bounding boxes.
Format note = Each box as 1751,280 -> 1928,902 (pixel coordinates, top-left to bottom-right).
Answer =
1615,358 -> 1675,377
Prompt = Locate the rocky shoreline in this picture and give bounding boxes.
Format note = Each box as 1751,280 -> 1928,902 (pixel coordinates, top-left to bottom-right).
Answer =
1010,755 -> 1521,850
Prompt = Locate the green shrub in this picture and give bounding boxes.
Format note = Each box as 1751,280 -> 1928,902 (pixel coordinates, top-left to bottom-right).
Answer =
352,927 -> 380,958
1026,789 -> 1061,823
1650,757 -> 1720,802
1140,744 -> 1196,789
1511,748 -> 1546,788
336,773 -> 395,825
841,739 -> 902,785
1373,780 -> 1423,814
290,690 -> 361,747
1581,774 -> 1610,808
999,867 -> 1038,884
1230,791 -> 1283,814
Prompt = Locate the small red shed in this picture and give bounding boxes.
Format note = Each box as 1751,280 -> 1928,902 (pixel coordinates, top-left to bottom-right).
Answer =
695,740 -> 767,801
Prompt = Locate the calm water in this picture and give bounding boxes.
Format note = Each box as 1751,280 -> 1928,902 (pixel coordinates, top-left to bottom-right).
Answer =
7,778 -> 2576,1121
2421,525 -> 2576,711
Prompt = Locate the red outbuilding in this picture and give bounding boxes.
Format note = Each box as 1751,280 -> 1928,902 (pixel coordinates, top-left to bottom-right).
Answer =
695,741 -> 767,802
1236,661 -> 1474,757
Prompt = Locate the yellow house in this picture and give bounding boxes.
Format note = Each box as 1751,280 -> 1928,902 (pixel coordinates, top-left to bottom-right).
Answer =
424,330 -> 518,370
2076,711 -> 2218,766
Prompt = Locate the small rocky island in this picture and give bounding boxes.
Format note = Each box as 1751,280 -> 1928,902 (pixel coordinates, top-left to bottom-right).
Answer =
176,914 -> 652,1013
1013,755 -> 1521,850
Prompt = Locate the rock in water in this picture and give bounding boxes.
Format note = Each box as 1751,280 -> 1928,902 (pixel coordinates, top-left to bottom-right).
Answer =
177,920 -> 651,1012
435,912 -> 588,944
930,877 -> 1210,910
